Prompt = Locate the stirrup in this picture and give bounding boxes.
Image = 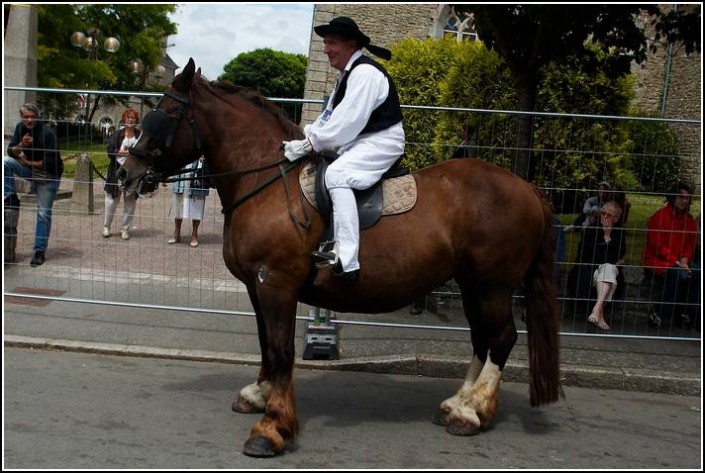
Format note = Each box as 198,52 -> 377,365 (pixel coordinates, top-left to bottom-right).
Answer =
312,250 -> 338,269
317,240 -> 335,252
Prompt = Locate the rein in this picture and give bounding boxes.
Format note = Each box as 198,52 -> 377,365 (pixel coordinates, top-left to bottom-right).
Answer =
221,161 -> 309,228
163,157 -> 309,228
162,158 -> 288,184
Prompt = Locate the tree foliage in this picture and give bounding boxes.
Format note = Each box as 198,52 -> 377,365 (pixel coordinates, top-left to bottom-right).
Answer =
451,4 -> 700,181
387,37 -> 681,210
219,48 -> 307,98
218,48 -> 307,121
35,4 -> 177,118
652,4 -> 701,55
384,37 -> 469,169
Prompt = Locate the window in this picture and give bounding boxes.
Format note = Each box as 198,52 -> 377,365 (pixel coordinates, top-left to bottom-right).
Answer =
441,6 -> 477,42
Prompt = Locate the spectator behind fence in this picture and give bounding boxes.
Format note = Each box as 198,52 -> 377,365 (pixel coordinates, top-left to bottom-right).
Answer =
567,201 -> 626,331
103,108 -> 141,240
643,182 -> 698,329
450,123 -> 477,159
4,103 -> 64,267
553,214 -> 566,284
682,214 -> 701,330
612,186 -> 631,227
167,157 -> 212,248
565,180 -> 611,232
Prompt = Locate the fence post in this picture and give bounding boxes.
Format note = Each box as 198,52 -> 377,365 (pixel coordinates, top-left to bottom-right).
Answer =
72,152 -> 94,214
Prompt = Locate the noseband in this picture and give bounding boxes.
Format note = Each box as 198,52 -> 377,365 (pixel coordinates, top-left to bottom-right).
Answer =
129,90 -> 202,192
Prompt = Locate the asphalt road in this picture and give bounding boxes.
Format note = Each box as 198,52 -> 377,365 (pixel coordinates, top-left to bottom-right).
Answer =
3,347 -> 701,469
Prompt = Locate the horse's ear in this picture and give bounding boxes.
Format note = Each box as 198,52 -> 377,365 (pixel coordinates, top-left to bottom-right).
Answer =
196,67 -> 202,77
173,58 -> 196,93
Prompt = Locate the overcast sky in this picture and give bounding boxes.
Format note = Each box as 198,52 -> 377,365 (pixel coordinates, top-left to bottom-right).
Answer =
167,3 -> 315,80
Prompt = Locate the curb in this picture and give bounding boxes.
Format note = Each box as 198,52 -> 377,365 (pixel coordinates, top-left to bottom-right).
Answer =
5,335 -> 700,397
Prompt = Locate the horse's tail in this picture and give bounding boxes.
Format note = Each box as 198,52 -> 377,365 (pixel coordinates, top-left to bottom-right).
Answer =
523,186 -> 562,407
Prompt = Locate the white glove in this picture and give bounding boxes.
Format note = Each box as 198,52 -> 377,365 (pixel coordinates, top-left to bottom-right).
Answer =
283,138 -> 313,162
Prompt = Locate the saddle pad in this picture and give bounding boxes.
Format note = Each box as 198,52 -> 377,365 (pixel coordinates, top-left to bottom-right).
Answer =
300,161 -> 417,215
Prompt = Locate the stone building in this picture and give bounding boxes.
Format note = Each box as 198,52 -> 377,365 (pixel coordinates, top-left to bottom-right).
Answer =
302,4 -> 701,186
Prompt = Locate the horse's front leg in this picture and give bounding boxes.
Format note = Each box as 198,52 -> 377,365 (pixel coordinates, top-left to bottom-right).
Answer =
232,287 -> 272,415
240,283 -> 300,458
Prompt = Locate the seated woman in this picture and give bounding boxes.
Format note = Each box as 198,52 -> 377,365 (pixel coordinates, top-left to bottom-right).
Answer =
565,181 -> 612,232
567,201 -> 626,331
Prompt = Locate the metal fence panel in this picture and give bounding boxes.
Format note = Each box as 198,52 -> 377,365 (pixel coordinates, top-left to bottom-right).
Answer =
3,86 -> 701,342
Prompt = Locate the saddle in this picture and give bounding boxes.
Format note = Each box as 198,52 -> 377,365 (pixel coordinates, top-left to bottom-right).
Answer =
299,153 -> 417,241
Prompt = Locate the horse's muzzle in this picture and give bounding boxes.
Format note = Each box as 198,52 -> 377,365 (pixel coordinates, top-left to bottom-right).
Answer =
136,169 -> 159,195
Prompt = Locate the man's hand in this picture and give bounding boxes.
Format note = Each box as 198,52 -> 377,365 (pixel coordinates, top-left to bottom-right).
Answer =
282,138 -> 313,162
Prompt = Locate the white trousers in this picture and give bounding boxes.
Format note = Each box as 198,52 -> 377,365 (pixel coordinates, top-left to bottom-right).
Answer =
104,190 -> 137,231
324,127 -> 404,272
328,187 -> 360,272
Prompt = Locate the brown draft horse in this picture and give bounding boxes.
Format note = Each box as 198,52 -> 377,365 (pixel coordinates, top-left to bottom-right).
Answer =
120,58 -> 561,457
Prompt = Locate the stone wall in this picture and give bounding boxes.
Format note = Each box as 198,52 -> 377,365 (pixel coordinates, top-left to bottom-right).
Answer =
633,6 -> 701,189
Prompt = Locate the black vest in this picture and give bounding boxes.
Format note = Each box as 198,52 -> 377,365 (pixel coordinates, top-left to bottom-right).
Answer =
332,55 -> 403,135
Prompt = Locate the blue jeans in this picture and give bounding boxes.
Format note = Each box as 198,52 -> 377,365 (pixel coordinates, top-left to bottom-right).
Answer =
4,156 -> 60,252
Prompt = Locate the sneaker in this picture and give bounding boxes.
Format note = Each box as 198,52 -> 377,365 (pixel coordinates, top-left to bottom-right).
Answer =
102,226 -> 110,238
648,310 -> 661,328
30,250 -> 46,267
121,230 -> 130,240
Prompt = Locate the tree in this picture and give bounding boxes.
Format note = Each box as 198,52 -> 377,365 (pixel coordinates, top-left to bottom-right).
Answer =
218,48 -> 307,121
36,4 -> 177,119
453,5 -> 692,181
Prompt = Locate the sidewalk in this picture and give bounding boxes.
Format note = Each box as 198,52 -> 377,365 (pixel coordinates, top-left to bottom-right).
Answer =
3,180 -> 702,397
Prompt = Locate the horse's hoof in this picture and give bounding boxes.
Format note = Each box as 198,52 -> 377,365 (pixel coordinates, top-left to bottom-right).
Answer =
232,395 -> 263,414
431,409 -> 450,426
446,418 -> 481,436
243,436 -> 278,458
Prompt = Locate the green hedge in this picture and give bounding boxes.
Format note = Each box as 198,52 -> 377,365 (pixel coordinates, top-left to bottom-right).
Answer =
386,37 -> 683,211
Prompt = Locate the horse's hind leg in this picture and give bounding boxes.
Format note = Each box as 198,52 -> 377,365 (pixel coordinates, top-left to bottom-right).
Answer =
435,287 -> 517,436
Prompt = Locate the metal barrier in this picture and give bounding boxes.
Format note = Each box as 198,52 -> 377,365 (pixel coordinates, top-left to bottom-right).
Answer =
3,86 -> 701,342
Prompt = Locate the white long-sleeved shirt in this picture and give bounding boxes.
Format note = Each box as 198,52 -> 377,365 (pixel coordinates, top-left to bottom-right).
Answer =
305,50 -> 403,154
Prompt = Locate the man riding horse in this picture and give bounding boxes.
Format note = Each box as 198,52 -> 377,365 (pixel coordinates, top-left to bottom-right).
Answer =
283,17 -> 405,280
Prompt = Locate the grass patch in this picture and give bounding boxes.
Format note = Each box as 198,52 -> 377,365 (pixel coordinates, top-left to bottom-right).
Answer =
61,140 -> 110,178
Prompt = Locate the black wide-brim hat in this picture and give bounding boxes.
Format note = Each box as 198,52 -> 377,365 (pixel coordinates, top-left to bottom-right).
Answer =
314,16 -> 392,60
314,16 -> 370,45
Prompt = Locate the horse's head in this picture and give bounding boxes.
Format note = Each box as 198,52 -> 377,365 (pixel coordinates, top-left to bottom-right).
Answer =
120,58 -> 203,195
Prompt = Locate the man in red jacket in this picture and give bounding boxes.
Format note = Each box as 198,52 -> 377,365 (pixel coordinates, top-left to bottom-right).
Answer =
643,182 -> 698,328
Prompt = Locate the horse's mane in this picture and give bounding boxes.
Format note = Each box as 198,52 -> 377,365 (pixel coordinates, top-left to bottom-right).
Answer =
194,75 -> 302,139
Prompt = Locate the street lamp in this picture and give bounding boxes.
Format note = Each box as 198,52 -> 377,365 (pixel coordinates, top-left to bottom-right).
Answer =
129,59 -> 167,87
70,27 -> 120,123
70,27 -> 120,60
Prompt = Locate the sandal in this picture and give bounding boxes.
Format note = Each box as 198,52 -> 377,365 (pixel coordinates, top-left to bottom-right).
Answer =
189,238 -> 199,248
167,235 -> 181,244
